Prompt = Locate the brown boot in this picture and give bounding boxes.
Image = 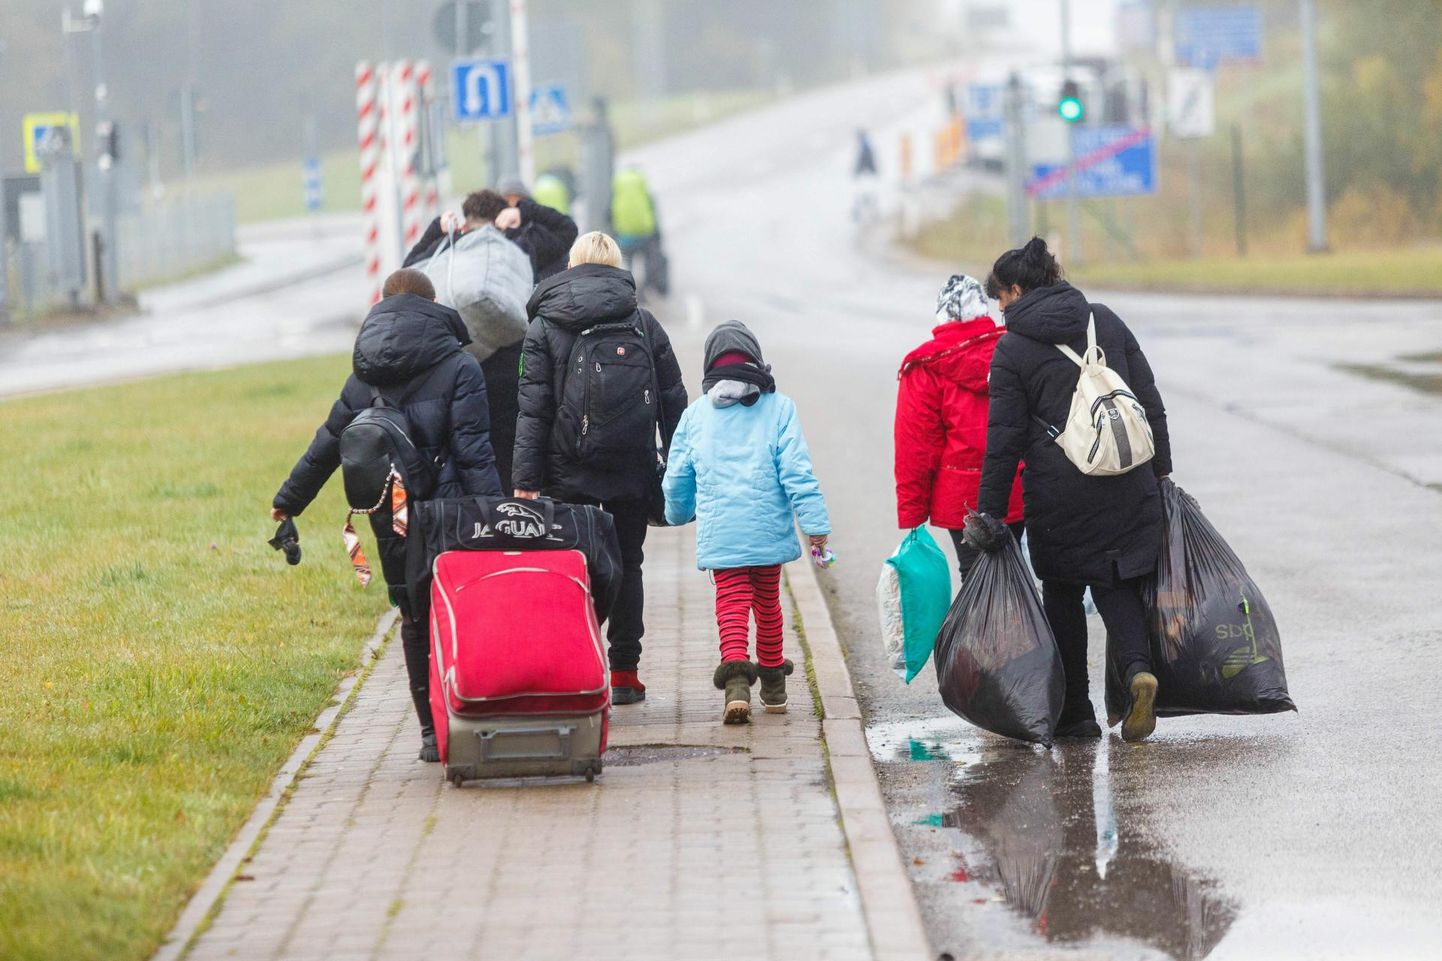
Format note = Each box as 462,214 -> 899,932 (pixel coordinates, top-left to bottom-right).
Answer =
1122,671 -> 1158,743
757,660 -> 794,714
713,661 -> 757,725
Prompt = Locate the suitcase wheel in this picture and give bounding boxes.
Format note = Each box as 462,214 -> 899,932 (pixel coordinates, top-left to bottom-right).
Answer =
585,770 -> 595,783
450,771 -> 466,788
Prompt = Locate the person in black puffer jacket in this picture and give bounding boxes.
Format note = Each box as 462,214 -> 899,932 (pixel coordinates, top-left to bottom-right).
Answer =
972,238 -> 1173,744
403,189 -> 579,494
513,231 -> 688,705
271,268 -> 502,762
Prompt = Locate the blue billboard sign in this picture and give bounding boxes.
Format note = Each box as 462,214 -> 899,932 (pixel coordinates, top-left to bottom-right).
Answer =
1175,6 -> 1263,69
1027,126 -> 1157,199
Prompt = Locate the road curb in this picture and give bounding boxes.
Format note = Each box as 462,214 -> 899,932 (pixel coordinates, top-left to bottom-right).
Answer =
788,560 -> 934,961
151,609 -> 398,961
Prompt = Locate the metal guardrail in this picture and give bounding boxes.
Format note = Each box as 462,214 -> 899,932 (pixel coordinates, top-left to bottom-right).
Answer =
2,191 -> 236,320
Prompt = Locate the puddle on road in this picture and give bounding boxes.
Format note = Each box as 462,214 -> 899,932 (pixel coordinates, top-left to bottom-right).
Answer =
865,714 -> 989,765
604,745 -> 744,766
937,737 -> 1237,960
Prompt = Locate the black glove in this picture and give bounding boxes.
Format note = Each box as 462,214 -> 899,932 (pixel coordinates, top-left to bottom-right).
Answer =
962,511 -> 1009,554
269,518 -> 302,565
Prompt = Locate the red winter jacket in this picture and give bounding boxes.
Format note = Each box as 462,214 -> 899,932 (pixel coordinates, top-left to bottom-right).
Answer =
894,318 -> 1025,530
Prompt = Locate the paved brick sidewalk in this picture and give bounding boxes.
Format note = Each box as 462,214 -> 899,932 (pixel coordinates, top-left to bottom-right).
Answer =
181,526 -> 874,961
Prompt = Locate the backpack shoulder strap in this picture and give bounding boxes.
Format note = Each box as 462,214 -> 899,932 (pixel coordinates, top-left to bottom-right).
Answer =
1055,313 -> 1098,368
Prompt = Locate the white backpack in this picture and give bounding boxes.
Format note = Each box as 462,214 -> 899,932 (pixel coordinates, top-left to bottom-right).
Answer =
1049,314 -> 1155,476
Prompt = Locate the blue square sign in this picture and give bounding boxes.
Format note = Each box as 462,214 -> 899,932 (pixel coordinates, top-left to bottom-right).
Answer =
452,59 -> 511,122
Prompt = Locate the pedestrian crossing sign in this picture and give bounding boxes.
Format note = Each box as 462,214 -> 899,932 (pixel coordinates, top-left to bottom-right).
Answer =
530,85 -> 571,136
22,112 -> 80,174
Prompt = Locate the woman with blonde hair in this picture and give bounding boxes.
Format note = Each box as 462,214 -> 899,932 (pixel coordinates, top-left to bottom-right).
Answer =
513,232 -> 689,704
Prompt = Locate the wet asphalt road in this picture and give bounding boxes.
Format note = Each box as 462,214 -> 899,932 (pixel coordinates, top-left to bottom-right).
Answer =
629,72 -> 1442,960
5,69 -> 1441,961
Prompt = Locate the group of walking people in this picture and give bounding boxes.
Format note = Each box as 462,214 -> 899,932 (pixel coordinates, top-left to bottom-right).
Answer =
270,156 -> 1171,755
271,177 -> 830,761
894,237 -> 1172,742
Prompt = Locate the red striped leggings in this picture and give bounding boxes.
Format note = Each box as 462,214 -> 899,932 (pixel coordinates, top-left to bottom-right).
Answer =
713,565 -> 785,667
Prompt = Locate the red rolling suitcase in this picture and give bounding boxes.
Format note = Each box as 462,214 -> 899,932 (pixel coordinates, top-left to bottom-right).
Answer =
428,548 -> 609,784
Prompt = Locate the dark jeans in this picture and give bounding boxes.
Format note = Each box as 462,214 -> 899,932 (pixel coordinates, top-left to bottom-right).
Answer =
481,344 -> 521,494
399,610 -> 434,736
1042,576 -> 1152,722
948,521 -> 1026,580
570,496 -> 649,672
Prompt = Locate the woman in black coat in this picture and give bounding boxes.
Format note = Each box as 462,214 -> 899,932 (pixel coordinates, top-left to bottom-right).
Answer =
513,232 -> 688,705
972,238 -> 1173,742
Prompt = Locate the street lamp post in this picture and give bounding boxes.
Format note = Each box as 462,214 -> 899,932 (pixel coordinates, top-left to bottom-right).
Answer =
63,1 -> 120,304
1299,0 -> 1328,253
0,43 -> 11,323
1060,0 -> 1081,262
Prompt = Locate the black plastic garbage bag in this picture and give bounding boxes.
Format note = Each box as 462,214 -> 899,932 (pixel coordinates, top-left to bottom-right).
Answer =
1106,480 -> 1296,723
935,532 -> 1065,746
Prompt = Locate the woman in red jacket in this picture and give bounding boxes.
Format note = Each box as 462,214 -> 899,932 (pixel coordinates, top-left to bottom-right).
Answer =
894,274 -> 1025,576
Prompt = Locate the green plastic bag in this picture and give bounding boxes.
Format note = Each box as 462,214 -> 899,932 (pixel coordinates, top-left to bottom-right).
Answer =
876,528 -> 953,683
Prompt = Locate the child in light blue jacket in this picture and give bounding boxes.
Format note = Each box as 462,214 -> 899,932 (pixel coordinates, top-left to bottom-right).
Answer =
663,320 -> 831,724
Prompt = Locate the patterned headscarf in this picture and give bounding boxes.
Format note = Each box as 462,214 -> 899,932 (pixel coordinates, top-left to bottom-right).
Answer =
934,274 -> 990,324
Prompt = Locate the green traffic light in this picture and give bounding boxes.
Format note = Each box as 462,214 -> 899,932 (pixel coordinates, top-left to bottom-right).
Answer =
1059,96 -> 1084,123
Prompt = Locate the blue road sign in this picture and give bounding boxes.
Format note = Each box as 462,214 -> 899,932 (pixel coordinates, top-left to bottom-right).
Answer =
1175,6 -> 1262,69
1026,126 -> 1157,199
303,157 -> 323,212
530,85 -> 571,136
965,84 -> 1005,146
451,59 -> 512,122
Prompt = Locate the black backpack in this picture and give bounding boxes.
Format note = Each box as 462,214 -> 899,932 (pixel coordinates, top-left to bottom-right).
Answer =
555,317 -> 660,468
339,366 -> 452,511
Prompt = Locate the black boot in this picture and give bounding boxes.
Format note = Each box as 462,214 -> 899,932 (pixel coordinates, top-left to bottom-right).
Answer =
411,685 -> 439,762
1056,696 -> 1102,739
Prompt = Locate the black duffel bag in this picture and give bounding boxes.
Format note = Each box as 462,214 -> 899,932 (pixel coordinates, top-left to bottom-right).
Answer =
406,495 -> 623,624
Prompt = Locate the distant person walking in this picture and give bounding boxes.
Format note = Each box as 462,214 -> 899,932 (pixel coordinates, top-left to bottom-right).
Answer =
663,321 -> 831,724
512,232 -> 688,705
852,128 -> 880,223
968,238 -> 1174,743
853,128 -> 878,177
270,268 -> 502,762
893,274 -> 1024,577
609,168 -> 668,295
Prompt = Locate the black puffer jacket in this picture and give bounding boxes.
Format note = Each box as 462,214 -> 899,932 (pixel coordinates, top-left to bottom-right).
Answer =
514,264 -> 688,501
274,294 -> 503,517
401,200 -> 578,279
509,199 -> 579,281
977,283 -> 1172,585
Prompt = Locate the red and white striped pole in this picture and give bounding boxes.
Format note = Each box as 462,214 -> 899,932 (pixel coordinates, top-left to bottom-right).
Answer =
356,61 -> 383,305
393,60 -> 423,253
416,60 -> 441,222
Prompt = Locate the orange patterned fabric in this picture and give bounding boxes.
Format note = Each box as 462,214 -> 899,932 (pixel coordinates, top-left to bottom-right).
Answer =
340,468 -> 407,587
390,474 -> 408,537
343,516 -> 372,587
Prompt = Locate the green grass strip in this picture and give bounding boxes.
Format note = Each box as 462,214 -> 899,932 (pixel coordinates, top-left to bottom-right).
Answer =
0,354 -> 389,961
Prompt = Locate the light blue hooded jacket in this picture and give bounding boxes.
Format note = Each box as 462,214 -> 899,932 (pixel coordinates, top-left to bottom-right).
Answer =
663,390 -> 831,570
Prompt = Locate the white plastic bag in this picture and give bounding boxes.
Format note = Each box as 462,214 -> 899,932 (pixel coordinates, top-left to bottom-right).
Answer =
876,563 -> 906,678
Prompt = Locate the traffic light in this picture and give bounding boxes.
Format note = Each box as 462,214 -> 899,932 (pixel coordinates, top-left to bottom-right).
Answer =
1058,80 -> 1084,124
96,120 -> 120,167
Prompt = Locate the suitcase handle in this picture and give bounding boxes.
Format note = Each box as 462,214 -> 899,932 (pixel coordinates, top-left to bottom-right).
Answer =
476,723 -> 576,761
